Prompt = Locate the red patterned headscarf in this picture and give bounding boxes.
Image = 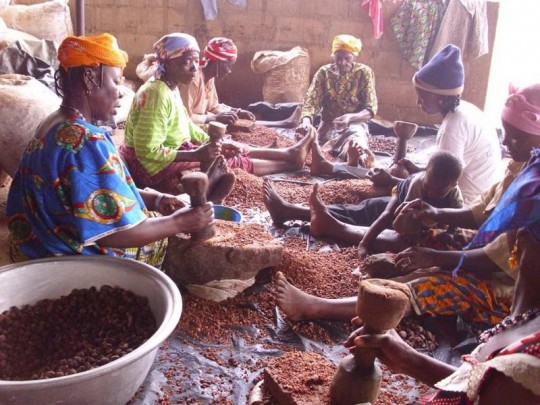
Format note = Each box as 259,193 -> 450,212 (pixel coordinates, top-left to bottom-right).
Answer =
203,37 -> 237,64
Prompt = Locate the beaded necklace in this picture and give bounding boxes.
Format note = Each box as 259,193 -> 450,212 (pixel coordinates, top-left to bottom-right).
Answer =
60,104 -> 86,122
478,308 -> 540,343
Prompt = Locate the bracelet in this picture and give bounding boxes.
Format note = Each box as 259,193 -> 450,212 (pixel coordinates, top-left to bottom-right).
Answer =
153,193 -> 165,211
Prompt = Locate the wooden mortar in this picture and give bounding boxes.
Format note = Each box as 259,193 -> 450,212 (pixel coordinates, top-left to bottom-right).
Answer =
330,279 -> 410,405
181,172 -> 216,241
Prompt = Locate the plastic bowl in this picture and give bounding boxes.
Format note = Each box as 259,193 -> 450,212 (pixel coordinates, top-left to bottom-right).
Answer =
0,256 -> 182,405
213,205 -> 243,222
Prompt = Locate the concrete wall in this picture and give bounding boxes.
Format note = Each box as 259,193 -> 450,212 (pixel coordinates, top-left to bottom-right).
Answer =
79,0 -> 499,126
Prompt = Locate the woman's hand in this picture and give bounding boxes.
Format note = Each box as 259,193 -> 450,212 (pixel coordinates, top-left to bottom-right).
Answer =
345,326 -> 419,375
212,111 -> 239,125
395,246 -> 437,272
221,142 -> 242,159
170,202 -> 215,234
237,109 -> 256,121
333,113 -> 356,128
195,142 -> 221,162
156,194 -> 185,216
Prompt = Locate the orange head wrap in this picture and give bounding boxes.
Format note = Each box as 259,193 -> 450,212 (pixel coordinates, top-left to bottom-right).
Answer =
58,33 -> 128,69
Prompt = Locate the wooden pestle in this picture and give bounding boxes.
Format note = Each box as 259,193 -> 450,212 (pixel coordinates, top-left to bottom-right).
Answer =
330,279 -> 410,405
200,121 -> 227,172
181,172 -> 216,241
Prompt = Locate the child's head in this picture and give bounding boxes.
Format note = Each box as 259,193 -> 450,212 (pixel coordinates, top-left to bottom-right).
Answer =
422,151 -> 462,200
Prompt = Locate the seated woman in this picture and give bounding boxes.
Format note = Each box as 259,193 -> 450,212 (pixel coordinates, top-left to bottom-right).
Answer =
299,34 -> 377,163
372,45 -> 503,204
346,201 -> 540,403
179,37 -> 256,125
120,33 -> 314,196
275,85 -> 540,328
6,33 -> 213,268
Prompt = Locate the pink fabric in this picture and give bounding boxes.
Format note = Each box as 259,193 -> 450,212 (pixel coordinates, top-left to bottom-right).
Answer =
502,90 -> 540,136
119,142 -> 254,192
362,0 -> 384,39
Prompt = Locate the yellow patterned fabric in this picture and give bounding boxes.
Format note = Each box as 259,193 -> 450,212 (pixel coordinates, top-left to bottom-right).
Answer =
301,63 -> 377,123
331,34 -> 362,56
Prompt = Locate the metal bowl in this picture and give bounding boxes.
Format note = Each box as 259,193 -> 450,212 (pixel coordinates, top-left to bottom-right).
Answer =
0,256 -> 182,405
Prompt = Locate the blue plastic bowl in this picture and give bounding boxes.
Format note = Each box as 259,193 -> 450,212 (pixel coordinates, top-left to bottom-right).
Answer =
213,205 -> 243,222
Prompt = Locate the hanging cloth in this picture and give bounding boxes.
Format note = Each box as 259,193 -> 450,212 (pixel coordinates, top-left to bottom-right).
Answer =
426,0 -> 488,62
391,0 -> 447,69
200,0 -> 247,21
361,0 -> 384,39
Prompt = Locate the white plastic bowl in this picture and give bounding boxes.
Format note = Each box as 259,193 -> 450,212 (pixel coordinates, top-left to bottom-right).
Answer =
0,256 -> 182,405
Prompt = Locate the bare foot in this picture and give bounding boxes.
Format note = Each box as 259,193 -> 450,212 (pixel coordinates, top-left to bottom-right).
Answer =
206,155 -> 227,190
310,140 -> 334,176
284,104 -> 302,128
275,271 -> 319,321
208,172 -> 236,204
286,128 -> 315,168
346,140 -> 360,167
309,183 -> 341,238
263,179 -> 292,226
206,155 -> 234,203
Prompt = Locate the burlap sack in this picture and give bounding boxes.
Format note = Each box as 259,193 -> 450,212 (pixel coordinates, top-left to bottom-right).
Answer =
0,74 -> 60,177
0,16 -> 39,51
0,0 -> 73,43
251,46 -> 310,104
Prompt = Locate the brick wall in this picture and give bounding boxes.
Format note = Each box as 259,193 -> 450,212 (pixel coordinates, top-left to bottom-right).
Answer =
78,0 -> 499,126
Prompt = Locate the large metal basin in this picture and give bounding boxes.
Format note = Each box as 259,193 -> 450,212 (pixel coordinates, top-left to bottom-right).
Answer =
0,256 -> 182,405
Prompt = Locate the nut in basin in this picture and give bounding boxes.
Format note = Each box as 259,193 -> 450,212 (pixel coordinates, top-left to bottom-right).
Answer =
0,256 -> 182,405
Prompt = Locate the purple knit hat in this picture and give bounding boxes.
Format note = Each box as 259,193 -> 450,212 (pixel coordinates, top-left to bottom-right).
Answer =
413,44 -> 464,96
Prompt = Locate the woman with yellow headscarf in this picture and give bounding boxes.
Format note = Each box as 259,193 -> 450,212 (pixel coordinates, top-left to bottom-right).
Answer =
300,34 -> 378,167
6,33 -> 213,267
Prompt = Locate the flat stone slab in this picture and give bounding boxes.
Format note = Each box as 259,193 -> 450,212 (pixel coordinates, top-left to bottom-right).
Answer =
163,220 -> 283,286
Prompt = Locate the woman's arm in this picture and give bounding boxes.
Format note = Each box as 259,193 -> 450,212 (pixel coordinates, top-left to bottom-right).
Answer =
400,199 -> 478,229
300,68 -> 326,124
97,204 -> 214,248
346,328 -> 456,386
395,247 -> 501,278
